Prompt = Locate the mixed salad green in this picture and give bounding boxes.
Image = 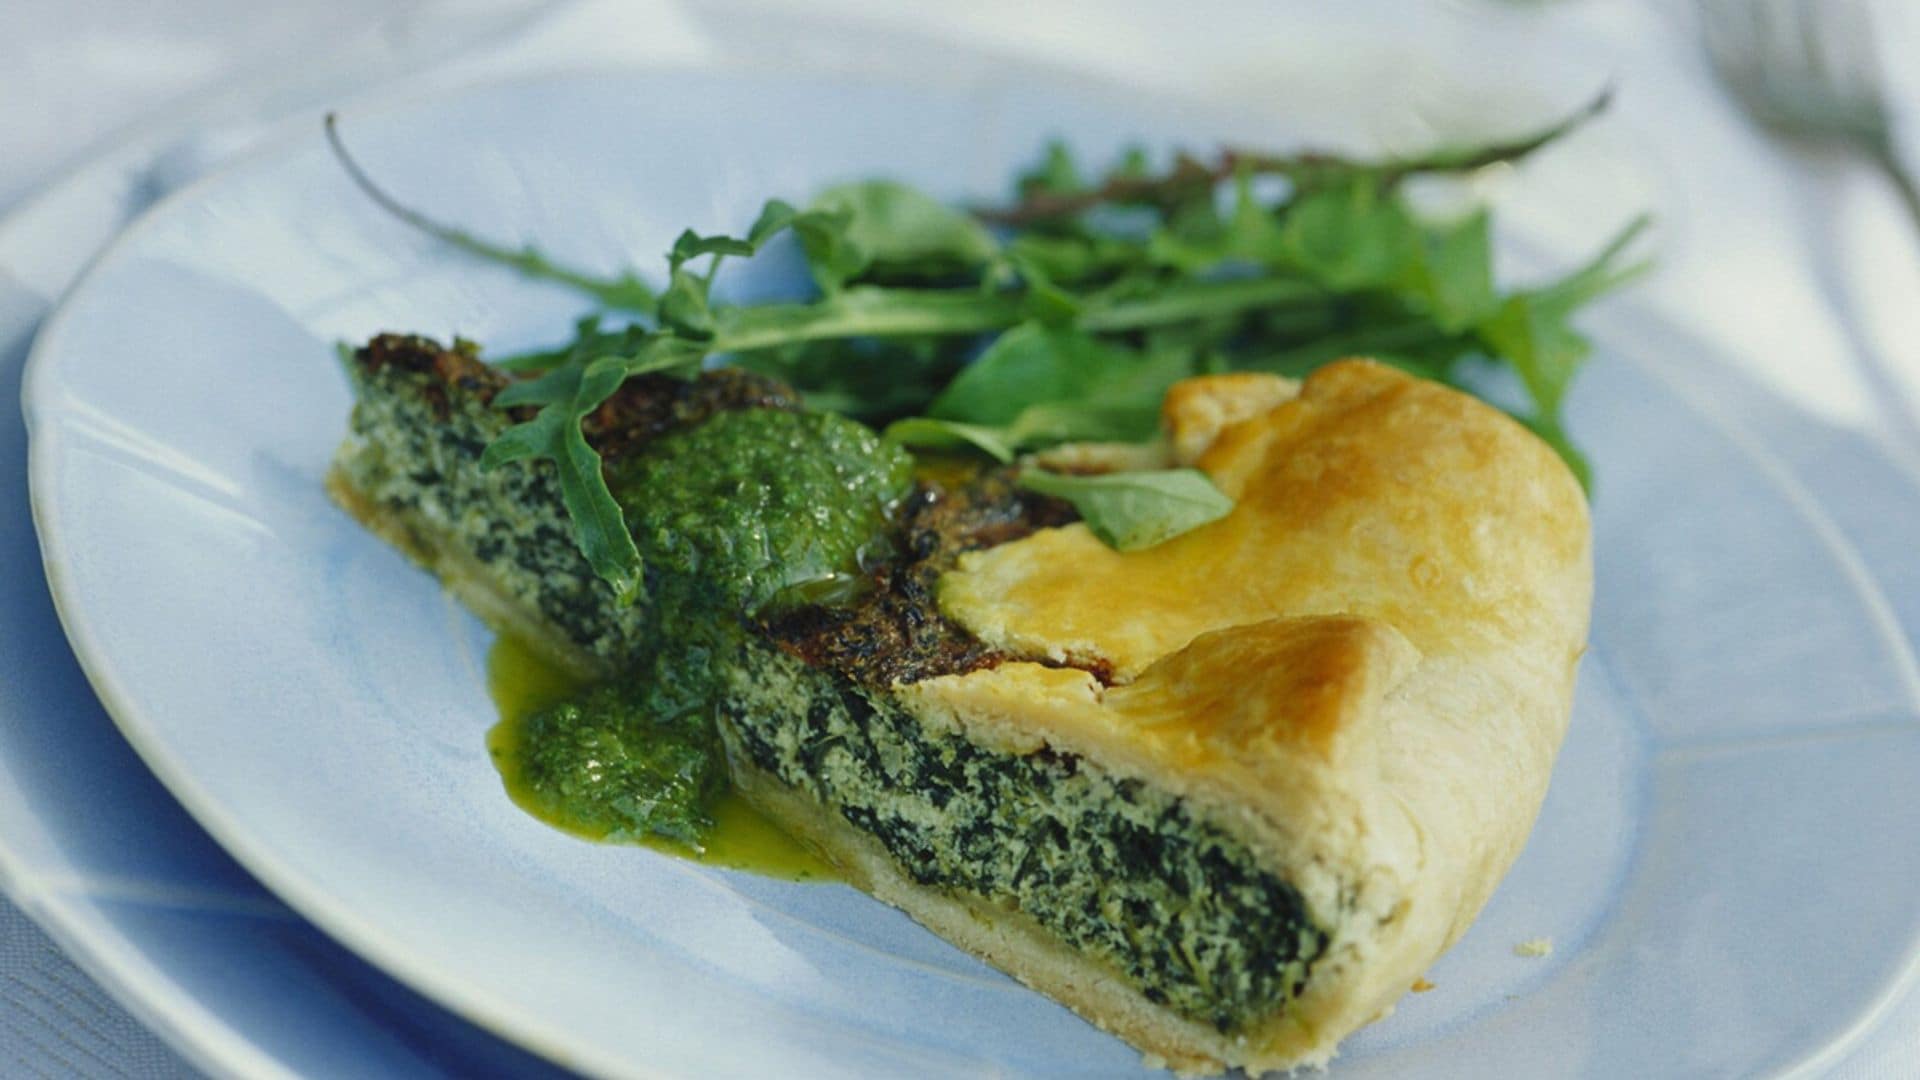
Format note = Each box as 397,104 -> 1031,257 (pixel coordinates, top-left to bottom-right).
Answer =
328,95 -> 1645,602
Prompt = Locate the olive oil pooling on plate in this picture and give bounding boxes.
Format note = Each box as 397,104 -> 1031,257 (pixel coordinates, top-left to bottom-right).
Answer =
485,634 -> 837,882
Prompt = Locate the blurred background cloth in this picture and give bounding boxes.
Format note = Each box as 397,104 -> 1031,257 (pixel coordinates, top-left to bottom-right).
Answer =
4,0 -> 1918,1075
0,904 -> 196,1077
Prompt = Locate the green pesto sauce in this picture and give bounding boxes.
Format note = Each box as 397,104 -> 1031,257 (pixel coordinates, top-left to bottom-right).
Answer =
488,406 -> 913,873
516,682 -> 725,847
487,635 -> 837,881
611,408 -> 914,616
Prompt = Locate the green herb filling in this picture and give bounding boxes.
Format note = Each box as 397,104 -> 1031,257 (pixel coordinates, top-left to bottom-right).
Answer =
721,655 -> 1326,1033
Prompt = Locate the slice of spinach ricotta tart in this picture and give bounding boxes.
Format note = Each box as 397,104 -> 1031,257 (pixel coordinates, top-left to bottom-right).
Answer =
329,333 -> 1592,1074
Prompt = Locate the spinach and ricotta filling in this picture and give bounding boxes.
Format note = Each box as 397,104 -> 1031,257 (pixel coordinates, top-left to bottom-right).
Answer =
720,654 -> 1325,1032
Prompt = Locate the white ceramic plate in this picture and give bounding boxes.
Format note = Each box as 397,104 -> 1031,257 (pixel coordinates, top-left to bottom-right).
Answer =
24,69 -> 1920,1077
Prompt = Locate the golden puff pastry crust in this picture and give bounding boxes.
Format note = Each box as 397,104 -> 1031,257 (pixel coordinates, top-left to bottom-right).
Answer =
912,359 -> 1592,1071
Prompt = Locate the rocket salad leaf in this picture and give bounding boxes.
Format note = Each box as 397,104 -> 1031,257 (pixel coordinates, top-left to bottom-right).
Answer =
803,180 -> 999,285
882,418 -> 1018,464
1018,468 -> 1235,551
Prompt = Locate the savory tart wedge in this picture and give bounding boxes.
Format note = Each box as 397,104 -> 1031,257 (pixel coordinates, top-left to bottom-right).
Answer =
330,335 -> 1590,1074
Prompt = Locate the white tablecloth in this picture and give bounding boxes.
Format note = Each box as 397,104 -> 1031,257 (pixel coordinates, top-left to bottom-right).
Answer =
4,0 -> 1917,1075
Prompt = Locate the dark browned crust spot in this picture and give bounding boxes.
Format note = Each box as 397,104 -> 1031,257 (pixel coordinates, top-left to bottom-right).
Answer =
356,334 -> 506,418
350,333 -> 801,464
583,368 -> 802,465
762,466 -> 1098,688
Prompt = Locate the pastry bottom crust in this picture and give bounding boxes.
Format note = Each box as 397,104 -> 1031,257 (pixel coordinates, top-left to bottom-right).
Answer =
725,750 -> 1324,1077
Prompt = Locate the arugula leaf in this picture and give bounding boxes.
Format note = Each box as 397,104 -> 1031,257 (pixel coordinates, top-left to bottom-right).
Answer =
1006,232 -> 1144,285
714,286 -> 1019,348
1081,276 -> 1323,333
886,399 -> 1173,465
704,273 -> 1323,356
1243,318 -> 1459,379
929,323 -> 1190,443
1008,252 -> 1084,324
746,199 -> 798,247
1478,214 -> 1651,420
669,229 -> 756,266
1279,176 -> 1422,290
1143,171 -> 1283,272
880,322 -> 1200,465
480,356 -> 643,603
1016,140 -> 1084,200
928,323 -> 1103,425
1405,208 -> 1498,332
812,180 -> 999,274
658,266 -> 717,338
882,417 -> 1017,463
1534,213 -> 1655,312
732,335 -> 968,422
1002,399 -> 1157,447
794,181 -> 998,291
1018,468 -> 1234,550
790,207 -> 863,293
1108,145 -> 1154,185
657,204 -> 807,338
480,331 -> 708,600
